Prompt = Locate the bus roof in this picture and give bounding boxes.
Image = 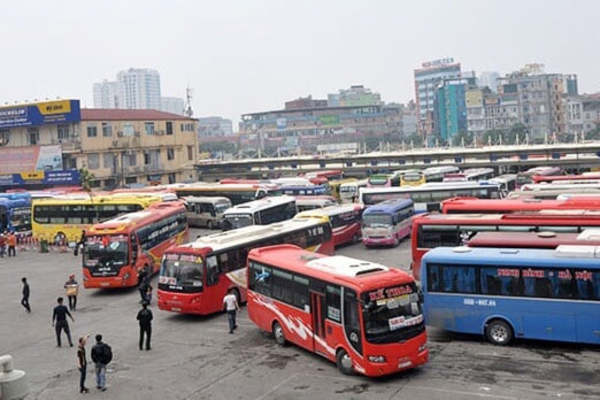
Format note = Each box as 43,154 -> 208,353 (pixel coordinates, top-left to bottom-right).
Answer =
507,188 -> 600,199
422,245 -> 600,269
520,183 -> 600,191
441,197 -> 600,213
248,244 -> 414,291
532,173 -> 600,183
223,195 -> 295,215
168,218 -> 328,254
183,196 -> 231,204
361,181 -> 498,195
467,231 -> 600,248
87,201 -> 185,234
32,193 -> 161,206
363,199 -> 413,214
295,204 -> 362,219
414,211 -> 600,225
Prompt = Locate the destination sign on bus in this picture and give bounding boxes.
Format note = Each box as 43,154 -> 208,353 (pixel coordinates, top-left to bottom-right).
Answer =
368,284 -> 413,302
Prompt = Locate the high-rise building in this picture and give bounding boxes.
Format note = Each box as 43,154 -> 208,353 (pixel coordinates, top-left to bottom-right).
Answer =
434,78 -> 468,144
197,117 -> 233,137
478,71 -> 500,92
116,68 -> 162,110
414,58 -> 461,138
160,97 -> 185,116
327,85 -> 382,107
93,80 -> 123,108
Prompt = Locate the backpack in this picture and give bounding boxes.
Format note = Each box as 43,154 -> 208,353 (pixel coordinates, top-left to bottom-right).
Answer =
100,343 -> 113,365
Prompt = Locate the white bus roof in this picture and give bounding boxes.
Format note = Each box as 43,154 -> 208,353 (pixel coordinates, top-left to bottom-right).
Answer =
223,195 -> 295,215
360,181 -> 498,196
305,255 -> 388,277
295,204 -> 359,218
183,196 -> 231,204
181,218 -> 326,253
521,183 -> 600,191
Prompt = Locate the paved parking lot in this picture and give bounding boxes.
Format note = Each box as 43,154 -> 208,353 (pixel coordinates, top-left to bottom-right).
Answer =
1,230 -> 599,399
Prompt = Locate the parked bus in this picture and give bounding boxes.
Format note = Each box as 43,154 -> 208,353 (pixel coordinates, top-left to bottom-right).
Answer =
329,178 -> 358,201
339,179 -> 368,203
304,169 -> 344,181
521,182 -> 600,192
400,170 -> 426,187
82,202 -> 188,289
295,204 -> 363,247
467,230 -> 600,249
516,166 -> 562,188
246,244 -> 428,376
442,173 -> 467,183
411,211 -> 600,280
367,174 -> 393,188
174,184 -> 280,205
32,194 -> 162,243
422,166 -> 460,182
280,185 -> 330,196
157,218 -> 334,315
463,168 -> 495,181
223,195 -> 297,230
295,196 -> 337,212
362,199 -> 414,247
441,197 -> 600,214
421,245 -> 600,345
359,182 -> 502,212
0,193 -> 31,234
184,196 -> 231,229
532,173 -> 600,184
507,187 -> 600,200
488,174 -> 517,194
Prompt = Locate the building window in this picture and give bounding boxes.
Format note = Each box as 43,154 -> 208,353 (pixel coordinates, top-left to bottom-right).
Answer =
187,145 -> 193,161
144,151 -> 150,165
166,121 -> 173,135
167,148 -> 175,161
103,153 -> 116,170
125,176 -> 137,184
145,122 -> 155,135
125,152 -> 136,167
168,173 -> 176,184
57,124 -> 69,140
123,123 -> 134,136
87,125 -> 98,137
0,128 -> 9,146
28,128 -> 39,144
102,122 -> 112,137
88,153 -> 100,169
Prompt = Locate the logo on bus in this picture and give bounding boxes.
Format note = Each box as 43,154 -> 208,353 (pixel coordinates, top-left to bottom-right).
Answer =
368,285 -> 413,302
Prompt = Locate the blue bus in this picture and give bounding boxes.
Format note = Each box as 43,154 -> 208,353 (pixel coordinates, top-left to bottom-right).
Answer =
361,199 -> 414,247
0,193 -> 32,234
421,245 -> 600,345
280,185 -> 330,196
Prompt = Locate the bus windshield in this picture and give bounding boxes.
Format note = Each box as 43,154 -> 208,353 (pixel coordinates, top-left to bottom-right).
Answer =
10,207 -> 31,232
362,285 -> 423,343
214,202 -> 231,214
224,213 -> 254,229
403,174 -> 422,183
363,213 -> 392,227
160,254 -> 204,290
83,235 -> 129,267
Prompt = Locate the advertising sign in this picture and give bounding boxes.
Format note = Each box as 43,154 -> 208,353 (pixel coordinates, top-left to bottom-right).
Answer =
465,89 -> 483,108
0,145 -> 62,174
0,169 -> 80,187
318,115 -> 340,126
0,99 -> 81,128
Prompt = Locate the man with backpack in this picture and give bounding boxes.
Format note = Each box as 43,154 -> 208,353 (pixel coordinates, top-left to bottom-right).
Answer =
91,334 -> 112,392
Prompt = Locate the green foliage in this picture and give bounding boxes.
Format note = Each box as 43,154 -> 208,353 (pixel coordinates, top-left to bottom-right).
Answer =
199,141 -> 237,154
585,125 -> 600,140
451,131 -> 473,147
405,133 -> 423,148
79,167 -> 95,193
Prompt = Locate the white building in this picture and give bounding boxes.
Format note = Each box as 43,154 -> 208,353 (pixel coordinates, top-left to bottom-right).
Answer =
197,116 -> 233,137
116,68 -> 162,110
478,71 -> 500,92
160,97 -> 185,115
93,80 -> 123,108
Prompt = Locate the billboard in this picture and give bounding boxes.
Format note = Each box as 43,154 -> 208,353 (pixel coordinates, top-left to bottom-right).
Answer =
465,90 -> 483,108
0,99 -> 80,129
0,169 -> 80,187
319,115 -> 340,125
0,145 -> 62,174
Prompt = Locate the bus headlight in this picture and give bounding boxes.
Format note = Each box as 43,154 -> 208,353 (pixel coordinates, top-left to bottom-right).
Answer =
418,343 -> 427,353
368,355 -> 386,363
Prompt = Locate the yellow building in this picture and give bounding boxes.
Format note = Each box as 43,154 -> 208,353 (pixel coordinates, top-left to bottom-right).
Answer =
0,100 -> 198,188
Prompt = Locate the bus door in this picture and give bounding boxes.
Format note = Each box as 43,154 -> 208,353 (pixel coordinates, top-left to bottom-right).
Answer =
310,290 -> 328,355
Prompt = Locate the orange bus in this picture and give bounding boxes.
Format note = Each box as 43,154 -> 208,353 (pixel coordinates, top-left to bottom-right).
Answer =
82,201 -> 188,289
246,244 -> 428,376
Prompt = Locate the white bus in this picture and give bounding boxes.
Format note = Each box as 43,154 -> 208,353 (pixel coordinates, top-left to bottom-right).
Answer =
339,179 -> 368,203
463,168 -> 495,181
422,166 -> 460,182
184,196 -> 232,229
295,196 -> 337,212
359,182 -> 502,213
507,188 -> 600,200
521,182 -> 600,192
223,195 -> 297,230
489,174 -> 517,194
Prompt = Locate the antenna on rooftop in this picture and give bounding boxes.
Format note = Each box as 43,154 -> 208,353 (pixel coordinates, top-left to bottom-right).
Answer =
184,86 -> 194,117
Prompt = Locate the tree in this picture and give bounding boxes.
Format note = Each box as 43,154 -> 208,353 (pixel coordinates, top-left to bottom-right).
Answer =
79,167 -> 95,194
482,129 -> 503,145
585,125 -> 600,141
405,133 -> 423,148
451,131 -> 473,147
505,123 -> 528,145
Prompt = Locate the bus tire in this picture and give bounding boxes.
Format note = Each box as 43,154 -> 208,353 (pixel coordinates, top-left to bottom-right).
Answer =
485,319 -> 513,346
393,237 -> 399,247
272,321 -> 286,346
207,221 -> 214,230
336,349 -> 354,375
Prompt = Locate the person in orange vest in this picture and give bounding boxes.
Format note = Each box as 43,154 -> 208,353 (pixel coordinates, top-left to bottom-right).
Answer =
7,231 -> 17,257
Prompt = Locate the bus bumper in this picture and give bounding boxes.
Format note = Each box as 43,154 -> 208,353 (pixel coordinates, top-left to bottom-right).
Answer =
157,290 -> 208,314
83,270 -> 137,289
362,237 -> 396,246
359,336 -> 429,377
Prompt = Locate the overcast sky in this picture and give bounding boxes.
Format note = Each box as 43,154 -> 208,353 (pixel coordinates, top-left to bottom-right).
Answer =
1,0 -> 599,130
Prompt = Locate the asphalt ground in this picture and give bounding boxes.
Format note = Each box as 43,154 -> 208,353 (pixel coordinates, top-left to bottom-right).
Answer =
1,228 -> 599,399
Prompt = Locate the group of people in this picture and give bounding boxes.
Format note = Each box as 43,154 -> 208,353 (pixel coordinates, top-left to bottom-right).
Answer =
0,230 -> 17,257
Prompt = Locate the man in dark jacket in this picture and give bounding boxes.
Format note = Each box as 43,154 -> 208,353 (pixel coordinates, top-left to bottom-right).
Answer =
91,334 -> 111,391
21,277 -> 31,313
52,297 -> 74,347
138,267 -> 149,303
77,335 -> 90,393
136,302 -> 153,350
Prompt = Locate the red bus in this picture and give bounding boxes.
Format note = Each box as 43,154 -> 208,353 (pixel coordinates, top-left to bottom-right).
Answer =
304,169 -> 344,181
411,211 -> 600,280
294,204 -> 363,246
82,201 -> 188,288
531,173 -> 600,184
441,197 -> 600,214
246,244 -> 428,376
466,230 -> 600,249
516,166 -> 562,188
157,218 -> 334,315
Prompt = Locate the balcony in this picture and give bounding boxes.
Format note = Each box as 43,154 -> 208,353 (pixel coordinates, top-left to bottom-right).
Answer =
60,140 -> 82,152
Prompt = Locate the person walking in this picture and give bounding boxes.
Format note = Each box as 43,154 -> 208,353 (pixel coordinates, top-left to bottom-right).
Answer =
77,335 -> 90,393
223,289 -> 240,334
136,302 -> 153,351
52,297 -> 74,347
21,277 -> 31,313
145,284 -> 153,305
91,334 -> 112,392
64,274 -> 79,311
7,231 -> 16,257
138,267 -> 149,304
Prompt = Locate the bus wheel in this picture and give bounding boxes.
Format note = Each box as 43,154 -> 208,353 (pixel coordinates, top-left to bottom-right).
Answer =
207,221 -> 213,229
486,319 -> 512,345
272,321 -> 286,346
393,237 -> 399,247
336,349 -> 354,375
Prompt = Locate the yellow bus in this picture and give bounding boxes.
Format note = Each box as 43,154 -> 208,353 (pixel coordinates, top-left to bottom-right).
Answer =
328,178 -> 357,201
31,193 -> 162,243
400,170 -> 426,187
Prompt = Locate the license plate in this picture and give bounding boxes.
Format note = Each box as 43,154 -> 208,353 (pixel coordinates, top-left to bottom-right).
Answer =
398,359 -> 412,369
100,283 -> 110,287
171,307 -> 181,312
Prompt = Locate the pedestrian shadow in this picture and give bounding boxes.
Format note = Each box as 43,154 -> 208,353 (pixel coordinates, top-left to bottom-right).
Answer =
164,312 -> 223,324
87,286 -> 139,297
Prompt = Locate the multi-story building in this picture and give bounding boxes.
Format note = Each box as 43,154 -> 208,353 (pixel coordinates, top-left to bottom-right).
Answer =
93,80 -> 122,108
581,94 -> 600,134
414,58 -> 461,138
160,97 -> 185,116
0,99 -> 198,188
465,88 -> 486,139
285,96 -> 327,110
327,85 -> 382,107
433,78 -> 468,144
197,116 -> 233,137
116,68 -> 162,110
478,72 -> 500,92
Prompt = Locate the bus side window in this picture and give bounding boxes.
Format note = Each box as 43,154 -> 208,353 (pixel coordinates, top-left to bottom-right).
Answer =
209,204 -> 216,217
206,255 -> 220,286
